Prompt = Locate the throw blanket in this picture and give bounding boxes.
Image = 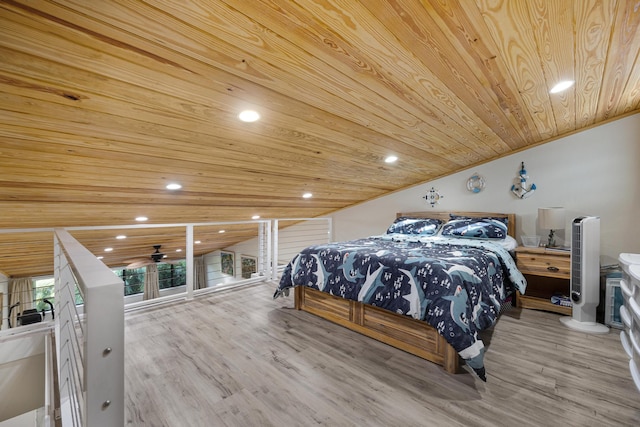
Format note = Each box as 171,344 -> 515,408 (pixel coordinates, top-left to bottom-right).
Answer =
275,235 -> 527,381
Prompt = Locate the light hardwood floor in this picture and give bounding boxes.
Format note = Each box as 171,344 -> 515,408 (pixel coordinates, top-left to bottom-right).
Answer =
124,282 -> 640,426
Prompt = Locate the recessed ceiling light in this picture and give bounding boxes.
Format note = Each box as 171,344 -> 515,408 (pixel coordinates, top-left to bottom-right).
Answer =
303,192 -> 313,199
252,215 -> 260,220
385,155 -> 398,163
116,235 -> 127,240
135,216 -> 148,222
104,247 -> 113,252
195,240 -> 201,244
238,110 -> 260,122
97,256 -> 104,260
550,80 -> 574,93
219,230 -> 226,233
166,183 -> 182,190
176,249 -> 182,252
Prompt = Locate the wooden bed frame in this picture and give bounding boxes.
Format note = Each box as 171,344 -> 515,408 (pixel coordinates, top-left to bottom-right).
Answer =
293,211 -> 516,374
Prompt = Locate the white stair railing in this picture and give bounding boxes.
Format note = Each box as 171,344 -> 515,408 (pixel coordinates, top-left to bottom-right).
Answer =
1,218 -> 329,426
272,218 -> 332,280
54,229 -> 124,427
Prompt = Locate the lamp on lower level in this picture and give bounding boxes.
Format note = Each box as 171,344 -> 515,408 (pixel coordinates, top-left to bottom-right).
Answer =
538,207 -> 565,247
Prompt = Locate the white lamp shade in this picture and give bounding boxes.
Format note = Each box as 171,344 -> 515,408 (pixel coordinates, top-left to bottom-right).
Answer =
538,207 -> 565,230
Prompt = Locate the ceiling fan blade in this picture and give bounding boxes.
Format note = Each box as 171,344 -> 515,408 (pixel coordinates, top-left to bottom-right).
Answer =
125,260 -> 154,269
124,245 -> 184,270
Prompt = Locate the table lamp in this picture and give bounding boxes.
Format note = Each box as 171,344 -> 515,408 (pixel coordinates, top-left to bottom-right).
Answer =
538,207 -> 565,247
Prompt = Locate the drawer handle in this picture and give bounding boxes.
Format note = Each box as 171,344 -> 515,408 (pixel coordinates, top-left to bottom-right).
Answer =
547,266 -> 560,272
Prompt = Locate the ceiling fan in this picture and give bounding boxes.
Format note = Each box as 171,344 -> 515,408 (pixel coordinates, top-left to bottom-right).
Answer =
125,245 -> 180,269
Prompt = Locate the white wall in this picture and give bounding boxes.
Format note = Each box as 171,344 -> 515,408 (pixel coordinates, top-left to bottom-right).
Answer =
204,219 -> 333,279
223,240 -> 259,275
330,113 -> 640,266
0,333 -> 46,421
204,251 -> 236,287
0,409 -> 41,427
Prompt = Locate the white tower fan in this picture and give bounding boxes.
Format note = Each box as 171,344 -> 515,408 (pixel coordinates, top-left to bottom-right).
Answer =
560,216 -> 609,334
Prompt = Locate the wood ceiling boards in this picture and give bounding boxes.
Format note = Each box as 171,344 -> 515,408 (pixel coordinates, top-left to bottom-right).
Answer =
1,0 -> 639,277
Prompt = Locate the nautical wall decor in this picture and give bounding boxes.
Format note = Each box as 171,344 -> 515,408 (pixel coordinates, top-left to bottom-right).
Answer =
510,161 -> 536,199
424,187 -> 443,207
466,172 -> 486,193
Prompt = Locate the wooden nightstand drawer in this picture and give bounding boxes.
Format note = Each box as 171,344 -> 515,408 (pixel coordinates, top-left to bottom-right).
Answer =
516,252 -> 570,279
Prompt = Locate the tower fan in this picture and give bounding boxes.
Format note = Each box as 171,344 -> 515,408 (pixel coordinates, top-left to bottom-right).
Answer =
559,216 -> 609,334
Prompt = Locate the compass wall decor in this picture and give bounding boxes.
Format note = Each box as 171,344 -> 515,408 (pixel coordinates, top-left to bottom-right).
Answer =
423,187 -> 443,207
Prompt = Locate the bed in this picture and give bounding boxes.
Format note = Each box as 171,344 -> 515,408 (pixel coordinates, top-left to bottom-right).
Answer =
273,211 -> 526,381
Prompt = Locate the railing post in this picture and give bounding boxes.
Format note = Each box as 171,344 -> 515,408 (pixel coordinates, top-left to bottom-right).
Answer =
186,225 -> 194,300
85,271 -> 124,426
266,221 -> 272,279
272,220 -> 279,281
55,229 -> 124,427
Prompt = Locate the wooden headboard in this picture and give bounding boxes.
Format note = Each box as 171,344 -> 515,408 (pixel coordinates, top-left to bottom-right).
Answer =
397,211 -> 516,238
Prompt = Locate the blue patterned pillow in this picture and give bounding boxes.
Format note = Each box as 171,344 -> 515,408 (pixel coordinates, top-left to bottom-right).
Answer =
449,214 -> 509,225
441,217 -> 508,239
386,217 -> 443,235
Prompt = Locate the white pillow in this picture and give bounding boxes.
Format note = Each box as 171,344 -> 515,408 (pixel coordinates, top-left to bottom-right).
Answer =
500,235 -> 518,251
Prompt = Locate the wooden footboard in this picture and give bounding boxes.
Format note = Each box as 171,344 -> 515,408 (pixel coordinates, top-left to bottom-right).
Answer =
294,286 -> 459,374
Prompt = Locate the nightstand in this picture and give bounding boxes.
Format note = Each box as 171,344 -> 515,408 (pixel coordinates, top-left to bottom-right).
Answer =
515,246 -> 572,315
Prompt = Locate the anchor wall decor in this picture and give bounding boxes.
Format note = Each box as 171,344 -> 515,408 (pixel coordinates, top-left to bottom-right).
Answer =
510,162 -> 537,199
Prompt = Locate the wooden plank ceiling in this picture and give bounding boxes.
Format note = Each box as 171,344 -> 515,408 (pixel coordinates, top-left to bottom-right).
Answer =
1,0 -> 639,277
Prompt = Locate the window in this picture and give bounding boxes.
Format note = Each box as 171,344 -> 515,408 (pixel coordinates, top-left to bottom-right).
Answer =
158,262 -> 187,289
24,261 -> 188,310
31,277 -> 82,314
116,267 -> 145,296
115,261 -> 187,296
34,277 -> 55,311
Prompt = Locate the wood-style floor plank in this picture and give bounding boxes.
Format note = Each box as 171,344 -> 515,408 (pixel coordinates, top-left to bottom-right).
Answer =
124,282 -> 640,426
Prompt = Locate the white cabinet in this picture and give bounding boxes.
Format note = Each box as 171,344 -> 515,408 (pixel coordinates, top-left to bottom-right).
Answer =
618,253 -> 640,393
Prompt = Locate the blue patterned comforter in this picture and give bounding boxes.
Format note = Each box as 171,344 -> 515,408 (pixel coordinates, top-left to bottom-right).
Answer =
274,234 -> 526,381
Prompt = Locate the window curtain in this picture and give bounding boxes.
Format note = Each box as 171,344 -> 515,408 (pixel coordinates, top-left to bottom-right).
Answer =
143,264 -> 160,300
9,277 -> 33,327
194,257 -> 207,290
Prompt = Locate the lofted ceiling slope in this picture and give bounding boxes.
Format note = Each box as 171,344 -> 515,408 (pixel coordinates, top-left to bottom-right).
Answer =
1,0 -> 639,277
